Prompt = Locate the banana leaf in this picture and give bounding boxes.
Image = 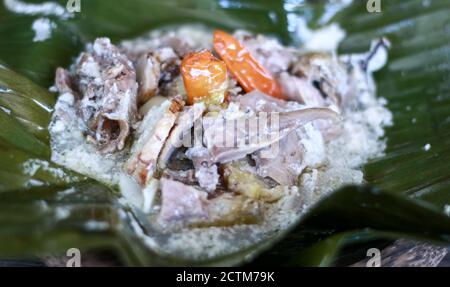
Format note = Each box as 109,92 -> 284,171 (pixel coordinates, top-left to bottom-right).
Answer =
0,0 -> 449,266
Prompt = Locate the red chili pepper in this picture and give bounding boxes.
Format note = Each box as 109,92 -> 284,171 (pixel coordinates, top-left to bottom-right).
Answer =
213,30 -> 284,99
180,50 -> 228,105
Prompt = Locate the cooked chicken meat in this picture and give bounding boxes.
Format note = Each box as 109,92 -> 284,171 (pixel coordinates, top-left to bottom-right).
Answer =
126,97 -> 184,185
135,52 -> 160,104
50,25 -> 392,242
233,90 -> 292,112
185,146 -> 221,192
158,103 -> 205,169
197,103 -> 339,164
55,38 -> 139,153
278,72 -> 326,107
232,90 -> 336,185
158,177 -> 209,225
158,177 -> 261,227
291,53 -> 349,107
253,131 -> 305,186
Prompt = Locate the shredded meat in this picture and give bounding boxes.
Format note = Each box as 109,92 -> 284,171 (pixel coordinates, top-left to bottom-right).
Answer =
202,106 -> 338,163
158,103 -> 205,169
232,91 -> 338,185
291,53 -> 349,107
253,131 -> 304,186
278,72 -> 326,107
55,38 -> 139,153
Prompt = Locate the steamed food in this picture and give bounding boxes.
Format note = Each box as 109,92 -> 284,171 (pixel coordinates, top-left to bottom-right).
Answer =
49,26 -> 392,259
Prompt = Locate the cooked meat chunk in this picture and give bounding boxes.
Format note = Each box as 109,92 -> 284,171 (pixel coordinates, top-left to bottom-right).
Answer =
235,90 -> 342,142
122,33 -> 193,99
158,103 -> 205,169
201,103 -> 338,163
232,91 -> 335,185
233,31 -> 293,75
291,53 -> 349,107
278,72 -> 326,107
55,38 -> 139,153
158,177 -> 209,225
135,46 -> 181,102
135,52 -> 160,105
233,90 -> 292,112
158,177 -> 261,227
125,98 -> 184,185
186,146 -> 220,192
183,99 -> 338,190
252,131 -> 304,186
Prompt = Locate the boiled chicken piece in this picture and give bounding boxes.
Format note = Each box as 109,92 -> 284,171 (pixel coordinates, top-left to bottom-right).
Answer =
252,131 -> 304,186
155,47 -> 183,97
234,93 -> 328,185
125,97 -> 184,185
184,101 -> 338,191
278,72 -> 326,107
291,52 -> 349,107
135,47 -> 181,102
55,38 -> 139,153
235,90 -> 341,141
201,104 -> 339,163
233,90 -> 292,112
135,52 -> 160,105
158,177 -> 261,227
158,103 -> 205,169
277,107 -> 340,130
185,147 -> 220,192
234,89 -> 324,113
158,177 -> 209,225
122,34 -> 189,98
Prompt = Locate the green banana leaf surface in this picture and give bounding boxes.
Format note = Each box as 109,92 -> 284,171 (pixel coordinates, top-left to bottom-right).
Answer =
0,0 -> 449,266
